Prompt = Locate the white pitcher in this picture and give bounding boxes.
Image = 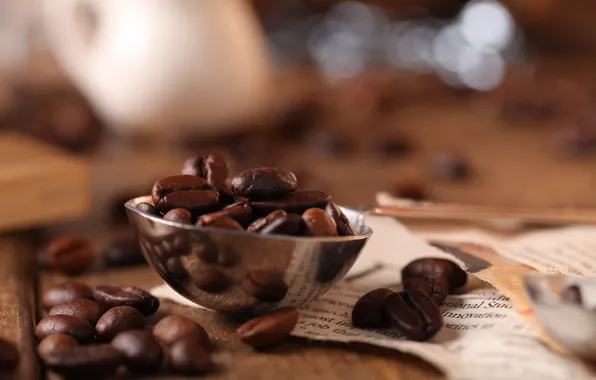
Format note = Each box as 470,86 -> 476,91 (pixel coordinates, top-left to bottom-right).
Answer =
41,0 -> 271,135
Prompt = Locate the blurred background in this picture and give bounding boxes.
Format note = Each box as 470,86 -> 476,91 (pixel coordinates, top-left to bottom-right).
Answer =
4,0 -> 596,236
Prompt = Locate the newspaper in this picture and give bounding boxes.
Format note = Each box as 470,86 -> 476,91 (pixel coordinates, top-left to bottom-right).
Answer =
151,214 -> 591,380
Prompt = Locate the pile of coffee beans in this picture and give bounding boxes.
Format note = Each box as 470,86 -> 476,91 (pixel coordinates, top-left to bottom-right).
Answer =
136,153 -> 356,237
351,258 -> 467,341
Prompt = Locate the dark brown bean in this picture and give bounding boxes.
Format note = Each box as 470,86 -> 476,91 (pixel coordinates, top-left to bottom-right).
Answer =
302,208 -> 338,237
49,299 -> 103,325
198,201 -> 253,228
390,179 -> 428,201
35,315 -> 95,343
102,236 -> 145,267
403,276 -> 449,305
247,210 -> 287,233
0,337 -> 19,371
111,330 -> 163,373
152,315 -> 209,347
168,336 -> 212,374
236,307 -> 299,349
136,202 -> 161,217
242,270 -> 288,302
37,334 -> 78,359
182,153 -> 229,188
95,306 -> 145,342
231,167 -> 298,200
163,208 -> 192,224
351,288 -> 394,329
93,285 -> 160,316
562,285 -> 583,305
151,175 -> 218,214
325,202 -> 355,236
252,191 -> 332,217
384,290 -> 442,341
432,153 -> 470,181
43,235 -> 95,275
260,213 -> 304,236
191,267 -> 228,293
42,344 -> 124,379
41,282 -> 94,311
402,258 -> 467,291
196,215 -> 244,231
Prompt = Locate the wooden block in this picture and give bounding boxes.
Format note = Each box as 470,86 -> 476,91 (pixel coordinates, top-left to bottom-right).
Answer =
0,132 -> 89,231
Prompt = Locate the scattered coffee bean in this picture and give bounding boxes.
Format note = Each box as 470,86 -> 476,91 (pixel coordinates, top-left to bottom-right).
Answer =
402,258 -> 467,291
325,202 -> 355,236
0,337 -> 19,371
242,270 -> 288,302
137,202 -> 161,217
95,306 -> 145,342
42,235 -> 95,275
151,175 -> 219,214
152,315 -> 209,347
391,179 -> 428,201
260,213 -> 304,236
384,290 -> 442,341
182,153 -> 229,188
102,236 -> 145,267
168,336 -> 212,374
247,210 -> 287,233
199,201 -> 253,228
562,285 -> 583,305
37,334 -> 78,359
403,276 -> 449,305
236,307 -> 299,349
111,330 -> 163,373
231,167 -> 298,200
196,215 -> 244,231
302,208 -> 338,237
41,282 -> 94,311
432,154 -> 470,181
352,288 -> 394,329
252,190 -> 332,217
163,208 -> 192,224
93,285 -> 160,316
191,267 -> 229,293
35,315 -> 95,343
42,344 -> 124,379
49,299 -> 103,325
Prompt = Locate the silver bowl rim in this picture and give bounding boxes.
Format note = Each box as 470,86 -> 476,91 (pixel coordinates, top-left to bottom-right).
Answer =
126,195 -> 373,243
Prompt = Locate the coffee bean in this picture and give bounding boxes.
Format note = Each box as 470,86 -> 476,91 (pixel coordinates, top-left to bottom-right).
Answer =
236,307 -> 298,349
562,285 -> 583,305
42,344 -> 124,379
247,210 -> 287,233
166,257 -> 189,280
163,208 -> 192,224
199,201 -> 253,228
402,258 -> 467,291
102,236 -> 145,267
35,315 -> 95,343
0,337 -> 19,371
37,334 -> 78,359
302,208 -> 338,237
242,270 -> 288,302
41,282 -> 94,311
252,191 -> 331,217
191,267 -> 228,293
384,290 -> 442,341
432,154 -> 470,181
260,213 -> 303,236
390,179 -> 428,201
93,285 -> 160,316
137,202 -> 161,217
231,167 -> 298,199
168,336 -> 212,374
403,276 -> 449,305
43,235 -> 95,275
196,215 -> 244,231
182,153 -> 229,188
111,330 -> 163,373
325,202 -> 355,236
95,306 -> 145,342
152,315 -> 209,347
49,299 -> 103,325
151,175 -> 218,214
351,288 -> 394,329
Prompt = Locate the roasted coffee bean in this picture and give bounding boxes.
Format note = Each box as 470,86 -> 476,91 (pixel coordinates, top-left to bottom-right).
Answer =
43,344 -> 124,379
166,257 -> 189,280
111,330 -> 163,373
35,315 -> 95,343
196,215 -> 244,231
252,190 -> 332,217
391,179 -> 428,201
236,307 -> 298,349
402,258 -> 467,291
152,315 -> 209,347
0,337 -> 19,371
384,290 -> 442,341
247,210 -> 287,233
102,236 -> 145,267
41,282 -> 94,311
93,285 -> 160,316
199,201 -> 253,228
325,202 -> 355,236
163,208 -> 192,224
168,336 -> 212,374
562,285 -> 583,305
351,288 -> 394,329
37,334 -> 78,359
260,213 -> 303,236
432,154 -> 470,181
49,299 -> 103,325
195,238 -> 219,264
403,276 -> 449,305
95,306 -> 145,342
191,267 -> 228,293
231,167 -> 298,199
242,270 -> 288,302
182,153 -> 229,188
302,208 -> 338,237
137,202 -> 161,217
43,235 -> 95,275
151,175 -> 219,214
